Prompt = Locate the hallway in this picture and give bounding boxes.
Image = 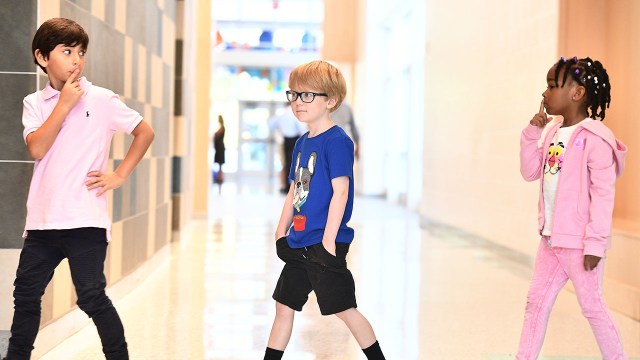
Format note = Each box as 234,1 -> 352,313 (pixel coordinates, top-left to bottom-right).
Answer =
38,183 -> 640,360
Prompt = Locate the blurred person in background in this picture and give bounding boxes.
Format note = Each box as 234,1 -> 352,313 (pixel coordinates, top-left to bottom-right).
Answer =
331,102 -> 360,160
269,102 -> 307,194
213,114 -> 225,184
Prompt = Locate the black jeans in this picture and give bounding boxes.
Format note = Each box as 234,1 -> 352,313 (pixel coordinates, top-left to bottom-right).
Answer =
7,228 -> 128,360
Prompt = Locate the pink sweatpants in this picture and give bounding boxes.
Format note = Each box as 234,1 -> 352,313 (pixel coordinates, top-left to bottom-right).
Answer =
516,238 -> 627,360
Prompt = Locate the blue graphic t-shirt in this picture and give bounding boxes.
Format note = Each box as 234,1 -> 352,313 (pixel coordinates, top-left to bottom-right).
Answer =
286,125 -> 355,248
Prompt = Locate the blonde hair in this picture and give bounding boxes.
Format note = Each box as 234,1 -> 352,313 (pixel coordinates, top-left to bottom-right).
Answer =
289,60 -> 346,112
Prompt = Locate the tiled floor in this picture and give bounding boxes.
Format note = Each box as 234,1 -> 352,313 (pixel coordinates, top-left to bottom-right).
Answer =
37,181 -> 640,359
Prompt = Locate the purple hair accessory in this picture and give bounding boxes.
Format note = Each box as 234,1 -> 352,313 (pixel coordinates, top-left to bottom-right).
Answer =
561,56 -> 566,62
575,69 -> 580,74
573,56 -> 578,62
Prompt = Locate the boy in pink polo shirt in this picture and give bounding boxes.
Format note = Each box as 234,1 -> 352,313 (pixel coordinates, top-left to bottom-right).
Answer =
5,18 -> 154,360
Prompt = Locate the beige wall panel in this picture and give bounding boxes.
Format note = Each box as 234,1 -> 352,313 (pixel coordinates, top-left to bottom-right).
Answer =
176,0 -> 185,39
124,36 -> 133,99
41,279 -> 54,324
0,250 -> 20,329
149,157 -> 158,209
38,0 -> 60,22
151,54 -> 164,108
163,14 -> 176,66
106,159 -> 115,217
109,221 -> 124,283
323,0 -> 358,62
164,156 -> 172,203
173,115 -> 187,157
137,44 -> 148,103
193,0 -> 211,216
147,207 -> 157,258
114,0 -> 127,33
91,0 -> 106,21
111,131 -> 126,159
605,233 -> 640,319
165,202 -> 172,245
420,0 -> 559,256
145,104 -> 154,158
51,260 -> 72,319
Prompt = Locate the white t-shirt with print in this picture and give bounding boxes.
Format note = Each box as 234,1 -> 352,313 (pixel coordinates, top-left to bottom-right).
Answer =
541,120 -> 586,235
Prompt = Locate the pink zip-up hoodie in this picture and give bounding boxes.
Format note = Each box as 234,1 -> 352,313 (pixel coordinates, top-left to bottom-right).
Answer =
520,118 -> 627,257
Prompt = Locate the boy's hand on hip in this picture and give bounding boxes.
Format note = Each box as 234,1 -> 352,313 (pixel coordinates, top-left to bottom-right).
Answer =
59,68 -> 84,111
86,171 -> 126,196
584,255 -> 601,271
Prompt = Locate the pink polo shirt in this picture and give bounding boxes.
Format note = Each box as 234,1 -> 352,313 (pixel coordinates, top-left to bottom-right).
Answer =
22,77 -> 142,239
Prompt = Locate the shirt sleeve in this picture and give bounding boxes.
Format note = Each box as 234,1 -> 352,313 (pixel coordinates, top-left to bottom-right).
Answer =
108,93 -> 143,134
22,94 -> 43,143
326,136 -> 354,179
519,124 -> 545,181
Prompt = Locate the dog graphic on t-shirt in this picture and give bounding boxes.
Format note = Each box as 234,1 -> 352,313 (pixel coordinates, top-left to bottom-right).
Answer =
293,152 -> 316,212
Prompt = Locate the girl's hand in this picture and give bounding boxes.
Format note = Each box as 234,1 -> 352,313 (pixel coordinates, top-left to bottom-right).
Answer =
584,255 -> 601,271
530,99 -> 552,127
85,171 -> 126,196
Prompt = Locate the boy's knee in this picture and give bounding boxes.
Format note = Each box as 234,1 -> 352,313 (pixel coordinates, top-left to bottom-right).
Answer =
275,302 -> 295,318
334,307 -> 356,321
76,290 -> 112,316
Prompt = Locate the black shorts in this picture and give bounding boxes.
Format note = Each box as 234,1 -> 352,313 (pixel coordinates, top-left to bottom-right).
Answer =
272,237 -> 357,315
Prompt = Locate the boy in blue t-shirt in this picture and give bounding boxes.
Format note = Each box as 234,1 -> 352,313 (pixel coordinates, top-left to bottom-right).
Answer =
264,61 -> 385,360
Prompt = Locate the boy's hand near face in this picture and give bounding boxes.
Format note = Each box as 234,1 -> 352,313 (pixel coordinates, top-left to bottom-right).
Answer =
59,68 -> 84,111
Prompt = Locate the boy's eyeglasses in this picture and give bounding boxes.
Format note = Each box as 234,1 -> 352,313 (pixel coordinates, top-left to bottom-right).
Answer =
286,90 -> 328,103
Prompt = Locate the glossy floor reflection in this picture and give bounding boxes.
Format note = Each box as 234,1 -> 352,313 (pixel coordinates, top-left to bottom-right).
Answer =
39,181 -> 640,359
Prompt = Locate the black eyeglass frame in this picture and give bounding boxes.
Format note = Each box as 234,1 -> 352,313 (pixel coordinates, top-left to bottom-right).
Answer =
285,90 -> 329,103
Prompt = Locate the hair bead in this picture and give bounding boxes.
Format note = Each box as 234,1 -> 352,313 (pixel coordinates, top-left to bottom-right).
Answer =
554,56 -> 611,120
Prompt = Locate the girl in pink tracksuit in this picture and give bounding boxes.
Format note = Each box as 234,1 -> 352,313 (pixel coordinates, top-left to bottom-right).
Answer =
517,56 -> 628,360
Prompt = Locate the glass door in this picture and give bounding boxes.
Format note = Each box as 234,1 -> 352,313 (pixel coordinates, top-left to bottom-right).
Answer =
237,101 -> 279,179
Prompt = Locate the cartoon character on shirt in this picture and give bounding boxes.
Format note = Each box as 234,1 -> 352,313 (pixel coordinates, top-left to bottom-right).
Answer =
291,152 -> 317,232
293,151 -> 316,212
544,141 -> 565,178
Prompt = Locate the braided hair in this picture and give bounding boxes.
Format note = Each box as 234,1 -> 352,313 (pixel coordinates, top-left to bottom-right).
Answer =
553,56 -> 611,120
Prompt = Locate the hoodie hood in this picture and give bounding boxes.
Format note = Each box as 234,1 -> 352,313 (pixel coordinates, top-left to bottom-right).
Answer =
579,119 -> 627,178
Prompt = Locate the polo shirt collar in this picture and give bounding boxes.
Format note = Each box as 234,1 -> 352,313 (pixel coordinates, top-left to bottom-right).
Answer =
42,76 -> 91,100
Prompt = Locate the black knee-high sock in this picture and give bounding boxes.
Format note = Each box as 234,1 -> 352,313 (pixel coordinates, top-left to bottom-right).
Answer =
264,347 -> 284,360
362,341 -> 385,360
